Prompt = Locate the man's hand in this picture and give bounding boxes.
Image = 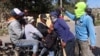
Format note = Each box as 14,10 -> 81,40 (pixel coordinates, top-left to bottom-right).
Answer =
49,24 -> 54,31
61,41 -> 66,48
41,37 -> 45,42
90,46 -> 96,50
48,29 -> 52,33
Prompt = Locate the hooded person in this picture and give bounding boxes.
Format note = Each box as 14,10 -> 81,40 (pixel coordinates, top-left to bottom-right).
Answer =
65,2 -> 96,56
50,11 -> 75,56
55,7 -> 64,19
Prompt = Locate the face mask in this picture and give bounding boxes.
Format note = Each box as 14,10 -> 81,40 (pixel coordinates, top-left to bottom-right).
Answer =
51,16 -> 57,22
74,2 -> 86,18
52,18 -> 57,22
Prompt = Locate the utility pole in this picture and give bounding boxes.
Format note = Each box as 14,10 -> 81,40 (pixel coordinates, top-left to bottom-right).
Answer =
60,0 -> 63,16
60,0 -> 62,8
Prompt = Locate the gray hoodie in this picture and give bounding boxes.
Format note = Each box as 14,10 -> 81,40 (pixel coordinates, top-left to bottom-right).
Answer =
8,19 -> 24,44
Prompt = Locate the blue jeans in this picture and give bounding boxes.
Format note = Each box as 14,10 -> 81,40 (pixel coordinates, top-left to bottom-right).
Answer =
65,39 -> 75,56
15,39 -> 39,54
39,47 -> 54,56
48,51 -> 54,56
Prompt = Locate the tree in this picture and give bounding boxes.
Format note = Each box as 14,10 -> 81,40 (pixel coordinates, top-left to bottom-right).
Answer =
10,0 -> 53,13
0,0 -> 12,35
10,0 -> 53,23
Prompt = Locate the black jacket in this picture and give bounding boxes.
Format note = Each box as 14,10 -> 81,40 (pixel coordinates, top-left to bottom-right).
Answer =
44,31 -> 58,49
37,22 -> 49,37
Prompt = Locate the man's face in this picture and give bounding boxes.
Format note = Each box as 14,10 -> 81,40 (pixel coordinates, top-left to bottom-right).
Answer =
51,16 -> 55,20
16,15 -> 24,19
41,18 -> 47,24
50,16 -> 57,22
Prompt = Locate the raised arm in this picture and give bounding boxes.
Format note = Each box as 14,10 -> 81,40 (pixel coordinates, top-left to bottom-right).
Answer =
65,11 -> 75,20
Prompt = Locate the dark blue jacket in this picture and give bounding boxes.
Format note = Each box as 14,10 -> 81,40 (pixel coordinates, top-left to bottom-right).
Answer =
53,18 -> 75,42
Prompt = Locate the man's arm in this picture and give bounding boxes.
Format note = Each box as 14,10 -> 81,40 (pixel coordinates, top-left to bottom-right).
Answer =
33,29 -> 43,38
30,26 -> 43,38
11,21 -> 22,39
86,16 -> 96,47
65,11 -> 75,20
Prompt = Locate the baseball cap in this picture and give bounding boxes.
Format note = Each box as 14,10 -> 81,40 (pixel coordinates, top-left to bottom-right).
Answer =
11,8 -> 24,16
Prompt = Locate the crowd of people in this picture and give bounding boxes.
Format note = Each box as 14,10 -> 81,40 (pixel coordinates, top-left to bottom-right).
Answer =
7,1 -> 96,56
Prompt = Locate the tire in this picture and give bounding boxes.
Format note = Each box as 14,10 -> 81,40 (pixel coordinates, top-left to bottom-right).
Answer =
19,51 -> 31,56
55,49 -> 62,56
7,50 -> 19,56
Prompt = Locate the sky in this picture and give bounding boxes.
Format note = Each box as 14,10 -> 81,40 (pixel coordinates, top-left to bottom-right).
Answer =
87,0 -> 100,8
52,0 -> 100,8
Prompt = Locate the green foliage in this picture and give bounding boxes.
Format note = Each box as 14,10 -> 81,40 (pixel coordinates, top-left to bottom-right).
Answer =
58,0 -> 86,13
0,0 -> 11,36
32,0 -> 53,13
0,29 -> 8,36
95,20 -> 100,26
1,0 -> 87,14
10,0 -> 53,14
